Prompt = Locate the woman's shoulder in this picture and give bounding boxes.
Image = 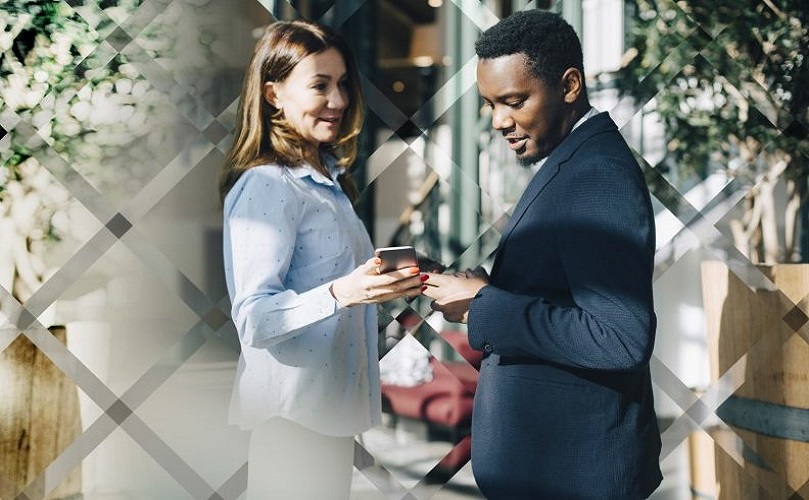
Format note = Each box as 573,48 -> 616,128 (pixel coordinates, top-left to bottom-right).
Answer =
230,163 -> 294,190
241,163 -> 291,180
224,164 -> 298,209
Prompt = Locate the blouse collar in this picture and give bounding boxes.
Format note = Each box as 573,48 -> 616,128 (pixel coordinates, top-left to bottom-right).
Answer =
288,154 -> 342,187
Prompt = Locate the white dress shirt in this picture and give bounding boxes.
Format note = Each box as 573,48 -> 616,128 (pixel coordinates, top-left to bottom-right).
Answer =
222,158 -> 380,436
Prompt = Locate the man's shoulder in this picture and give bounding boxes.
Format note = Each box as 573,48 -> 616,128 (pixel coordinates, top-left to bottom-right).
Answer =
557,113 -> 628,161
574,112 -> 620,143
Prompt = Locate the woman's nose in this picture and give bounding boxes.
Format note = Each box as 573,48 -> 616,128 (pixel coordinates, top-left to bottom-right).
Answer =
329,87 -> 347,110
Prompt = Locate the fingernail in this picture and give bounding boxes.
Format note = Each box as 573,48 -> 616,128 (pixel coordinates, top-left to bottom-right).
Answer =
420,274 -> 430,282
421,285 -> 428,292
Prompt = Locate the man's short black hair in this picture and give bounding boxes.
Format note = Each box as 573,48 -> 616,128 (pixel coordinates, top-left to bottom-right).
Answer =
475,9 -> 584,88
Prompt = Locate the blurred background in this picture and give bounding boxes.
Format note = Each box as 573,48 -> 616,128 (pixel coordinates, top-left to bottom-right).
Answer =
1,0 -> 807,498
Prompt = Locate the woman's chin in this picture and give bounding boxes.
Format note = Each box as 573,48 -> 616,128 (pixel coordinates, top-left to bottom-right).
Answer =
316,132 -> 340,144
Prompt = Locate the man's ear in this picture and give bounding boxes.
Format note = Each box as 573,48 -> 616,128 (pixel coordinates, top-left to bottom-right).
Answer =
264,82 -> 280,108
561,68 -> 583,104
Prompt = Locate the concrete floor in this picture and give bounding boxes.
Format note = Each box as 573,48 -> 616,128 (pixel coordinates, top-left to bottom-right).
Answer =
351,420 -> 484,500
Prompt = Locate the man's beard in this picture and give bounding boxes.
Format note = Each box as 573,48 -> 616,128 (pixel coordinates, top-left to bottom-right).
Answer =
516,149 -> 547,167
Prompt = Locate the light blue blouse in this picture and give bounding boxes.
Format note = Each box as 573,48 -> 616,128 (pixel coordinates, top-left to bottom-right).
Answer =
222,159 -> 380,436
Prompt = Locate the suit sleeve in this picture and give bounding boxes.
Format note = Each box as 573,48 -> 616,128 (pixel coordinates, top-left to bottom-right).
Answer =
467,156 -> 657,372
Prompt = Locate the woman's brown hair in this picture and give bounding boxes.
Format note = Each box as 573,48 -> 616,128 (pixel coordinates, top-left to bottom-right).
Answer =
218,20 -> 364,203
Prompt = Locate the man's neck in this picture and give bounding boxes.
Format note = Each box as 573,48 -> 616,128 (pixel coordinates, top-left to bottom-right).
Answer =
570,99 -> 592,124
562,99 -> 592,136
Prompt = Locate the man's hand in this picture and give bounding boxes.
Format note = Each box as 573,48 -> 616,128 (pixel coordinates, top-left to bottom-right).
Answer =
422,267 -> 489,323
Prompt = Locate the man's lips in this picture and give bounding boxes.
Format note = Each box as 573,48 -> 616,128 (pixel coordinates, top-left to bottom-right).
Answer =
505,136 -> 528,151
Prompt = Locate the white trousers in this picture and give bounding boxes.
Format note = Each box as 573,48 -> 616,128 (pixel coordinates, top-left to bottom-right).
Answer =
247,417 -> 354,500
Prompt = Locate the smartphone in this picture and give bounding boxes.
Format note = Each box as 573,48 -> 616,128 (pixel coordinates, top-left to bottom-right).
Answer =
375,246 -> 418,273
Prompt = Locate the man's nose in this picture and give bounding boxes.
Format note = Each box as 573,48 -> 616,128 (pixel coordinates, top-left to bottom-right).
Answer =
491,107 -> 513,130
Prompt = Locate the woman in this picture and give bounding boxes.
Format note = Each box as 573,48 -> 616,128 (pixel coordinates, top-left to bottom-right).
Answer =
219,20 -> 426,499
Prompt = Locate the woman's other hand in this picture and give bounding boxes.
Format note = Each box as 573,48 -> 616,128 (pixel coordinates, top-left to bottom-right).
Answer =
329,257 -> 427,306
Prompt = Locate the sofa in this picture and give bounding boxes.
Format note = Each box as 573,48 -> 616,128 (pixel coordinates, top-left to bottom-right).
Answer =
380,330 -> 482,472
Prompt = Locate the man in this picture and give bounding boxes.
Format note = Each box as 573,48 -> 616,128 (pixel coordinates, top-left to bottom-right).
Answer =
423,10 -> 662,499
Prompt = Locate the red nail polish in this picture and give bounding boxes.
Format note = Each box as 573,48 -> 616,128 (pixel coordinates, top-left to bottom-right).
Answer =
421,285 -> 428,292
420,274 -> 430,282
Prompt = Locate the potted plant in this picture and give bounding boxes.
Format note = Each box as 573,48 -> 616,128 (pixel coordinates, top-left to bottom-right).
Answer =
0,1 -> 195,497
618,1 -> 809,497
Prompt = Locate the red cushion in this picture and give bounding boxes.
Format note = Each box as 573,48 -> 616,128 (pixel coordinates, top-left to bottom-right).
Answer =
436,434 -> 472,471
444,360 -> 479,393
381,358 -> 477,427
440,330 -> 483,369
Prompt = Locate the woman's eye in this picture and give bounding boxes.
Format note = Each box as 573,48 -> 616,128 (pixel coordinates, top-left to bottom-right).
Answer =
313,83 -> 327,91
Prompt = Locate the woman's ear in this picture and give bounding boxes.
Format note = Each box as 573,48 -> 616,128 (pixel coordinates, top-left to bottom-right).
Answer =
561,68 -> 583,104
264,82 -> 280,108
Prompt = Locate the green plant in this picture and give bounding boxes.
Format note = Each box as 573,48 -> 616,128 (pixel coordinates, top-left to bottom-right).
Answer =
1,0 -> 146,300
0,0 -> 227,302
618,0 -> 809,263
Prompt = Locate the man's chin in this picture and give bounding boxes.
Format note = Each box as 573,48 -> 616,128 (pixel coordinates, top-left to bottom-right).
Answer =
516,150 -> 545,167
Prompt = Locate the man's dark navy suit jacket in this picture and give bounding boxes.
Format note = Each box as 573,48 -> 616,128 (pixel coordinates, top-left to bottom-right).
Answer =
468,112 -> 663,499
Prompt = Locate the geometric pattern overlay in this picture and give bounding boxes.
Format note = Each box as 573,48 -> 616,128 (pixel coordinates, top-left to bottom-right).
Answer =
1,0 -> 806,499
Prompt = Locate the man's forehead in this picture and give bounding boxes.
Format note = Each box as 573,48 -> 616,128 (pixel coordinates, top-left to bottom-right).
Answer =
477,56 -> 534,89
477,52 -> 530,66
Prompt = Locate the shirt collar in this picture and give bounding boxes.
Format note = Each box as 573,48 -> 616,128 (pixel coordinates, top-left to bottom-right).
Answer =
571,106 -> 599,132
288,155 -> 343,187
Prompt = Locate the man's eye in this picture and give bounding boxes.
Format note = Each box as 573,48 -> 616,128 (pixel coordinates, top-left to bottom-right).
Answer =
507,100 -> 525,108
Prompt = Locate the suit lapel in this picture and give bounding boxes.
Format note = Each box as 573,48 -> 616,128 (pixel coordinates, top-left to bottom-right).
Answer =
491,113 -> 616,274
499,161 -> 559,243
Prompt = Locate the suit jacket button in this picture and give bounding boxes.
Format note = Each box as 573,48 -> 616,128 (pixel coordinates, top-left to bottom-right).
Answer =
483,343 -> 493,353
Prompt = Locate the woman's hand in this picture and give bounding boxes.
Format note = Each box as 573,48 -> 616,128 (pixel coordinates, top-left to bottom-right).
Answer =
330,257 -> 426,306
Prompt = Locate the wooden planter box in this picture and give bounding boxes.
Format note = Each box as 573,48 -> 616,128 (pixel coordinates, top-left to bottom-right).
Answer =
701,261 -> 809,498
0,326 -> 82,499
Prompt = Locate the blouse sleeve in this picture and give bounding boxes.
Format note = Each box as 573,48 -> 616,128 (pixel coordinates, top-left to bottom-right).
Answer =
224,169 -> 342,348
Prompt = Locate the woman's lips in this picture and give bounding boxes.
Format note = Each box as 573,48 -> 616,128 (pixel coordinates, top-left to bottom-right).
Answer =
320,116 -> 342,127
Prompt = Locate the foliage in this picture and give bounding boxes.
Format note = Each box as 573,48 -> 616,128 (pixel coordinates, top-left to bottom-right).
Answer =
618,0 -> 809,263
0,0 -> 226,301
1,0 -> 144,300
2,0 -> 149,183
